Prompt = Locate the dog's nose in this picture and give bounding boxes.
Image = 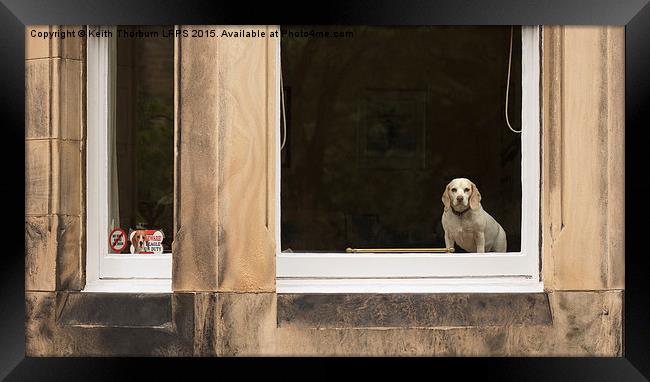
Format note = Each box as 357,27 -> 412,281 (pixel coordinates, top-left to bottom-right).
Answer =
456,195 -> 464,202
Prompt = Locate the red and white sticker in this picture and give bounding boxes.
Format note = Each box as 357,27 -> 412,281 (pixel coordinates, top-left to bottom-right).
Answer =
129,229 -> 165,255
108,228 -> 128,253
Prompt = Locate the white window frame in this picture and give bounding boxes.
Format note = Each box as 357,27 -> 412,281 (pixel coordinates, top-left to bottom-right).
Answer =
85,26 -> 172,293
276,26 -> 542,293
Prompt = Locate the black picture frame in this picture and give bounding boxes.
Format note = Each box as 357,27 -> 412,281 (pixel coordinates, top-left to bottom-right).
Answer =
2,0 -> 649,379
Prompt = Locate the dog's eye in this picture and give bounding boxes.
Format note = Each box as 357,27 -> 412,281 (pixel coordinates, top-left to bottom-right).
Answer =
464,188 -> 470,192
451,188 -> 457,193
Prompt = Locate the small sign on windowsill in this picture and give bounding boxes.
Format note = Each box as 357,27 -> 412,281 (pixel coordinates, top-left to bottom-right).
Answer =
129,229 -> 165,255
108,228 -> 128,253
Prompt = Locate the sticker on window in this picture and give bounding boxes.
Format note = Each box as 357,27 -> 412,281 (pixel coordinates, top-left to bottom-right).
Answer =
129,229 -> 165,254
108,228 -> 128,253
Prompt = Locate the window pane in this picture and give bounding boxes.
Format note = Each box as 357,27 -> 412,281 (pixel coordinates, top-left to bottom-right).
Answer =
110,26 -> 174,254
280,26 -> 522,252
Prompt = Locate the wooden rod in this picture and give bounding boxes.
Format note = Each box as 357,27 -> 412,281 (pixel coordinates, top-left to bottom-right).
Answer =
345,247 -> 455,253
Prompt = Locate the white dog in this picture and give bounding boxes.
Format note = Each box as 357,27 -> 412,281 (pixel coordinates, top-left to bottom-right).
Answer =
441,178 -> 507,253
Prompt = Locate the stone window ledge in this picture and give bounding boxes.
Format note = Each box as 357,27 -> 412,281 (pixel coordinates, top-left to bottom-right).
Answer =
277,293 -> 552,329
56,292 -> 175,328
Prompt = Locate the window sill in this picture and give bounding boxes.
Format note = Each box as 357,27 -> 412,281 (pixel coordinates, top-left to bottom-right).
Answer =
277,292 -> 552,329
276,278 -> 543,294
58,292 -> 174,328
83,279 -> 172,293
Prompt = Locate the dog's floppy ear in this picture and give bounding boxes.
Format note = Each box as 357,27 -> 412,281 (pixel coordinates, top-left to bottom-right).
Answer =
469,181 -> 482,210
441,182 -> 451,211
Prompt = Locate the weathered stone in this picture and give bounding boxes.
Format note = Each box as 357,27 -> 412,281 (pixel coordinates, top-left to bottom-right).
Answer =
278,293 -> 552,328
25,26 -> 50,60
52,140 -> 82,216
25,216 -> 57,291
25,59 -> 51,139
26,25 -> 85,60
542,26 -> 625,291
50,25 -> 85,60
213,26 -> 277,292
25,140 -> 51,215
57,293 -> 172,328
173,27 -> 278,292
52,58 -> 83,141
26,292 -> 194,356
25,214 -> 83,292
215,291 -> 622,356
26,57 -> 83,141
193,293 -> 219,356
54,215 -> 83,290
172,28 -> 221,292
